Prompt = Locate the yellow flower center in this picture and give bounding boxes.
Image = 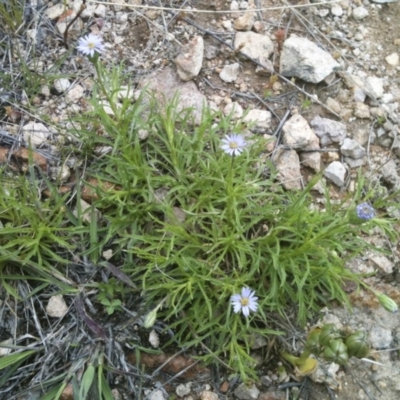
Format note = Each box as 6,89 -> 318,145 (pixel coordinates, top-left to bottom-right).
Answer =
229,141 -> 238,149
240,297 -> 249,306
88,42 -> 95,49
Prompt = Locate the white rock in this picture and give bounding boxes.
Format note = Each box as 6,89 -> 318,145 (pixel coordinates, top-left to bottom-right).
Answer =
175,36 -> 204,81
234,12 -> 255,31
243,109 -> 272,130
340,138 -> 365,159
352,6 -> 369,20
139,67 -> 208,125
230,1 -> 239,11
280,36 -> 340,83
54,78 -> 71,93
369,326 -> 392,349
234,32 -> 274,61
324,161 -> 346,186
381,93 -> 394,104
95,4 -> 107,18
219,63 -> 240,83
147,390 -> 165,400
223,102 -> 243,119
45,4 -> 66,20
41,85 -> 51,97
365,76 -> 384,99
319,9 -> 329,17
371,255 -> 394,274
81,4 -> 96,18
46,295 -> 68,318
354,102 -> 370,119
200,391 -> 219,400
221,20 -> 233,31
22,122 -> 50,146
325,97 -> 341,114
233,383 -> 260,400
66,84 -> 84,102
149,330 -> 160,348
274,149 -> 302,190
331,5 -> 343,16
385,52 -> 399,66
381,160 -> 400,187
49,165 -> 71,182
300,149 -> 321,172
282,114 -> 319,149
310,116 -> 347,146
353,87 -> 367,103
176,383 -> 192,397
344,156 -> 366,168
103,249 -> 113,260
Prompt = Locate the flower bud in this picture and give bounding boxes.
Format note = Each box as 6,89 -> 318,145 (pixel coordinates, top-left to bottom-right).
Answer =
143,308 -> 158,328
305,328 -> 322,354
346,331 -> 369,358
378,294 -> 398,313
319,324 -> 341,347
322,339 -> 349,365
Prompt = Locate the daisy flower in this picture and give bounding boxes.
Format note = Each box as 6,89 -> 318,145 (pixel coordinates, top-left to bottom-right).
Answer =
356,202 -> 375,221
231,287 -> 258,317
221,134 -> 247,156
77,33 -> 105,58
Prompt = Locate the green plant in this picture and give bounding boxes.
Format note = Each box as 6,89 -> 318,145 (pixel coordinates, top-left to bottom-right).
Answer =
0,0 -> 26,34
96,278 -> 125,314
67,54 -> 399,381
301,96 -> 312,110
0,167 -> 83,292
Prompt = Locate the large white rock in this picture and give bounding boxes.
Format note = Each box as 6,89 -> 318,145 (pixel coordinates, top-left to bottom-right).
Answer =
324,161 -> 346,186
234,32 -> 274,61
54,78 -> 71,93
175,36 -> 204,81
282,114 -> 319,149
22,122 -> 50,146
219,63 -> 240,83
365,76 -> 384,99
139,67 -> 208,125
223,102 -> 243,119
46,295 -> 68,318
243,109 -> 271,130
280,36 -> 340,83
66,84 -> 84,102
234,12 -> 256,31
274,149 -> 302,190
352,6 -> 369,20
340,138 -> 365,159
385,53 -> 399,66
310,116 -> 347,146
45,4 -> 66,20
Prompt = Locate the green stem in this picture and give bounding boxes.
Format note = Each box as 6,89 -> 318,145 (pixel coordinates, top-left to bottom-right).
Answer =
93,59 -> 119,117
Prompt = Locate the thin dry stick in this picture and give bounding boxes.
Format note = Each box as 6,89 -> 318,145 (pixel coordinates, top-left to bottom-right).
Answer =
64,0 -> 87,49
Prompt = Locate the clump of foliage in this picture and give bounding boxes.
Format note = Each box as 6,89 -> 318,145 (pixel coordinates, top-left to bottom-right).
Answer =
70,58 -> 398,380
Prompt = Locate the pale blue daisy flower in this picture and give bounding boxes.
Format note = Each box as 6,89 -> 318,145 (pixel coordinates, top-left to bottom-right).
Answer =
77,34 -> 105,57
221,134 -> 247,156
231,287 -> 258,317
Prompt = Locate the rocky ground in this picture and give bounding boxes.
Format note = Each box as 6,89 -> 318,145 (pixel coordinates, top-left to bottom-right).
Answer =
1,0 -> 400,399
